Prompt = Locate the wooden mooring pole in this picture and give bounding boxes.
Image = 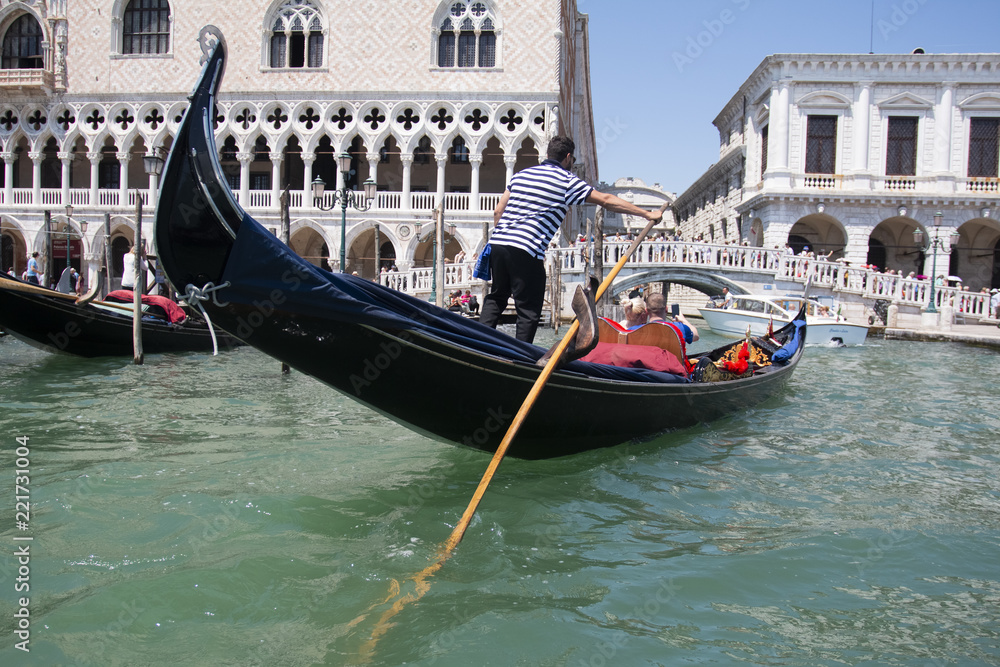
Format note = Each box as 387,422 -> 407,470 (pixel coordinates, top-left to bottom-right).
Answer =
132,196 -> 144,365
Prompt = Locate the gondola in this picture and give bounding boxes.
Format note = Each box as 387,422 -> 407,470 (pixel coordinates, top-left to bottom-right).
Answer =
0,272 -> 241,357
153,33 -> 806,459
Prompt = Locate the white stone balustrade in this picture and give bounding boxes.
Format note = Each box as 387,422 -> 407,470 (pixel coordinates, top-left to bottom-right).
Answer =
377,239 -> 991,319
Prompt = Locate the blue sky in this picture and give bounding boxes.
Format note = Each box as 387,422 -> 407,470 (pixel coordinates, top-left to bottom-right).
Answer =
584,0 -> 1000,195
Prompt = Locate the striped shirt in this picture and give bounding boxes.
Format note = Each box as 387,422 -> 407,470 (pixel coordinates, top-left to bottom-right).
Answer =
490,159 -> 593,259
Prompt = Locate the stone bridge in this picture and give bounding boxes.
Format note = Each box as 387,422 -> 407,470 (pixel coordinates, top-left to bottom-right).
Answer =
380,240 -> 993,327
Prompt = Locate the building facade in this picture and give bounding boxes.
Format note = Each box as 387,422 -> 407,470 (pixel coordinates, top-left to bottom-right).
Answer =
0,0 -> 597,288
601,176 -> 675,236
674,52 -> 1000,292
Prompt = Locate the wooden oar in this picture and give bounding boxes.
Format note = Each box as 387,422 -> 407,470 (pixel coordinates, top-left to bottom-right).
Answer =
442,202 -> 668,549
358,202 -> 668,660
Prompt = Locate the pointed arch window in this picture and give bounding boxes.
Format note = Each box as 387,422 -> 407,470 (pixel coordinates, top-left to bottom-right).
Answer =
122,0 -> 171,55
450,137 -> 469,164
414,136 -> 433,165
436,2 -> 497,69
269,0 -> 324,69
478,18 -> 496,67
1,14 -> 44,69
437,19 -> 456,68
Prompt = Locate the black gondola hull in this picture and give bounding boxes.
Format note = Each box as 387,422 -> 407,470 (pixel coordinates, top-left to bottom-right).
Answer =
0,274 -> 240,357
223,305 -> 797,458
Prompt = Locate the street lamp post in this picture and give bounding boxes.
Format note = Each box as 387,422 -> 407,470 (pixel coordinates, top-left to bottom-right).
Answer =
422,212 -> 456,306
312,152 -> 377,273
63,204 -> 74,273
62,205 -> 87,292
913,211 -> 960,315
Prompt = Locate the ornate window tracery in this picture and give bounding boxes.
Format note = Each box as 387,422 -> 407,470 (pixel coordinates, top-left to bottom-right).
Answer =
436,1 -> 498,69
268,0 -> 323,69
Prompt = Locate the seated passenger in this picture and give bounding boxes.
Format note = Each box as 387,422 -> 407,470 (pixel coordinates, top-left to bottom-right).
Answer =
618,296 -> 648,330
646,293 -> 699,343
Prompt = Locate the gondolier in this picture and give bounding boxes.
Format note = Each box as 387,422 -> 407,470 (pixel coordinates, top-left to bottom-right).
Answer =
479,135 -> 663,343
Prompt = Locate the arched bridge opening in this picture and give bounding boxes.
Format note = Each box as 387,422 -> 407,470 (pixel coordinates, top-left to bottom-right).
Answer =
609,267 -> 752,300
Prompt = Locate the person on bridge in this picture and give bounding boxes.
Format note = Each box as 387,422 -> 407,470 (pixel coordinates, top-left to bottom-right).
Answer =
478,135 -> 662,343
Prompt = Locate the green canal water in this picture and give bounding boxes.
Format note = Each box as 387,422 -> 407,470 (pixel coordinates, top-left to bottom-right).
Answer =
1,329 -> 999,666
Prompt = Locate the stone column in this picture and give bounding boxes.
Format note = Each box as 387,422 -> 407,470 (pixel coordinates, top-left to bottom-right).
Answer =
59,151 -> 72,206
767,79 -> 792,188
2,153 -> 14,205
117,151 -> 130,208
30,152 -> 43,205
400,155 -> 413,212
503,155 -> 517,187
301,153 -> 315,207
366,152 -> 379,189
435,154 -> 447,209
336,152 -> 346,193
269,151 -> 282,209
146,153 -> 161,208
851,81 -> 873,189
934,83 -> 957,192
87,152 -> 100,206
237,152 -> 252,206
843,226 -> 872,266
470,154 -> 483,213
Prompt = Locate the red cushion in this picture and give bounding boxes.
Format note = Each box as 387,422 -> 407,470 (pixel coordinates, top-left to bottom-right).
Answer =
580,342 -> 687,376
106,290 -> 188,324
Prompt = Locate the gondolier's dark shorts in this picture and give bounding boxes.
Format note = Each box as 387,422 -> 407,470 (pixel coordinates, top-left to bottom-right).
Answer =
479,243 -> 546,343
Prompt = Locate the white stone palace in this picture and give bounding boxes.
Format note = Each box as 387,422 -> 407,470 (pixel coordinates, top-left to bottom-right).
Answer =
674,52 -> 1000,292
0,0 -> 600,289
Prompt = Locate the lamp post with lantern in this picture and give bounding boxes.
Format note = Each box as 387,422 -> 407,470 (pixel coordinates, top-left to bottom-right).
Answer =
913,211 -> 960,316
311,152 -> 377,273
61,204 -> 87,292
130,149 -> 166,366
422,211 -> 456,307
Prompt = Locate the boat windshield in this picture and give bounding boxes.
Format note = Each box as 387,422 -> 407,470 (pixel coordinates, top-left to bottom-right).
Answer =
733,298 -> 788,316
732,298 -> 766,313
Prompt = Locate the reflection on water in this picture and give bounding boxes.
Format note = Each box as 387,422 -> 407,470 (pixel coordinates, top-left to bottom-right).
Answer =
1,333 -> 999,666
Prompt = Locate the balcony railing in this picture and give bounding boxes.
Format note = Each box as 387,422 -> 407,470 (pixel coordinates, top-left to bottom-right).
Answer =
964,177 -> 999,193
0,68 -> 55,90
882,177 -> 917,191
0,187 -> 507,215
800,174 -> 842,189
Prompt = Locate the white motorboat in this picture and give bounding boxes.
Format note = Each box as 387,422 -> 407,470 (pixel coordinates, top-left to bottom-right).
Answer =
698,294 -> 869,346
